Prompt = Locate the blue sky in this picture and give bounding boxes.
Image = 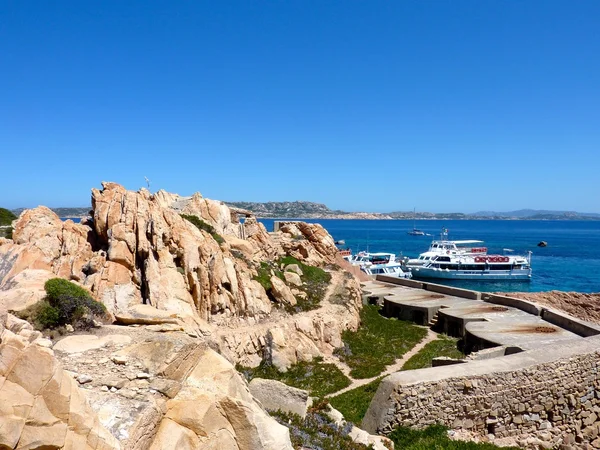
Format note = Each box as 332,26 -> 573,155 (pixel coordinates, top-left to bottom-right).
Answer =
1,1 -> 599,213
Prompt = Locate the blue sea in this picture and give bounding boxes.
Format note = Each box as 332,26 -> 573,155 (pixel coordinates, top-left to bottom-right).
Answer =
260,219 -> 600,294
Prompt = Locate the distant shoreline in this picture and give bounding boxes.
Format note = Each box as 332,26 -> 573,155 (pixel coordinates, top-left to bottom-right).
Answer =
256,216 -> 600,221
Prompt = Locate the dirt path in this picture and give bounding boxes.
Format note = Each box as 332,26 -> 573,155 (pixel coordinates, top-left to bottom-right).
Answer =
325,327 -> 439,397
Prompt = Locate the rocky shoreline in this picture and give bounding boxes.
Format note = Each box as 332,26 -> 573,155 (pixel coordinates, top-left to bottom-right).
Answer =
1,182 -> 599,449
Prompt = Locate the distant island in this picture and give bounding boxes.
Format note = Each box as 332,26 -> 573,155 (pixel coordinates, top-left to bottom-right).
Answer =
9,203 -> 600,221
226,202 -> 600,221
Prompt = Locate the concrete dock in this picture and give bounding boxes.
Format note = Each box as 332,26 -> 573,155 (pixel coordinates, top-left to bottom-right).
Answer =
362,276 -> 596,355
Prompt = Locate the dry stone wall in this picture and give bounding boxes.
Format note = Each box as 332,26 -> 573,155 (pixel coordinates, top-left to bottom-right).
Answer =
363,335 -> 600,449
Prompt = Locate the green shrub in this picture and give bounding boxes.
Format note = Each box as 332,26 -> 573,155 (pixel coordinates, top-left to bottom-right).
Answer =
29,301 -> 61,329
181,214 -> 225,244
0,207 -> 16,226
44,278 -> 91,302
18,278 -> 107,331
335,305 -> 427,379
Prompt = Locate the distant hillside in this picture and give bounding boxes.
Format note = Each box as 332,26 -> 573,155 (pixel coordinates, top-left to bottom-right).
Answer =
226,202 -> 600,220
226,201 -> 347,218
10,203 -> 599,221
472,209 -> 600,220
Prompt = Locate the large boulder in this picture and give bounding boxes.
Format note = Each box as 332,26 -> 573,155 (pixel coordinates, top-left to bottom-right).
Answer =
150,344 -> 293,450
249,378 -> 311,418
0,313 -> 120,449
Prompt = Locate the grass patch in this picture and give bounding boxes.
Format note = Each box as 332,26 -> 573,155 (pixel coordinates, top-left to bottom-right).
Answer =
181,214 -> 225,244
16,278 -> 107,330
272,401 -> 372,450
401,336 -> 464,371
335,305 -> 428,379
238,357 -> 350,398
389,424 -> 518,449
279,256 -> 331,313
254,261 -> 277,291
329,377 -> 383,425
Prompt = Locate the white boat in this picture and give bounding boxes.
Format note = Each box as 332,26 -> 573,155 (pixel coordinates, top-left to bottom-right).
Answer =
348,251 -> 396,267
348,252 -> 412,278
410,252 -> 532,281
362,262 -> 412,278
406,228 -> 487,268
407,208 -> 426,236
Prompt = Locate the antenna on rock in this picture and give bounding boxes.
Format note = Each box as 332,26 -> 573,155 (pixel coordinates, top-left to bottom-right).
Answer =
144,176 -> 151,189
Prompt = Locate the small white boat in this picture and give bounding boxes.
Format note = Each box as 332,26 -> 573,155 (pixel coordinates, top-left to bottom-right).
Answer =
407,208 -> 426,236
410,252 -> 532,281
362,262 -> 412,278
406,228 -> 487,268
348,252 -> 411,278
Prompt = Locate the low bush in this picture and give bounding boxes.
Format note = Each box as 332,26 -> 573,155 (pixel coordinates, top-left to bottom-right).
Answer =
17,278 -> 107,331
238,357 -> 350,398
0,207 -> 16,226
181,214 -> 225,244
334,305 -> 427,379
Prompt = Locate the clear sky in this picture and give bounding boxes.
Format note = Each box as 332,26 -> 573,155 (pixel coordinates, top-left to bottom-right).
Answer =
1,1 -> 599,213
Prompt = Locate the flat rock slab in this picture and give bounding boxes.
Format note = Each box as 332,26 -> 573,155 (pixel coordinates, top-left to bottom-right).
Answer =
53,334 -> 132,354
249,378 -> 311,418
114,304 -> 180,325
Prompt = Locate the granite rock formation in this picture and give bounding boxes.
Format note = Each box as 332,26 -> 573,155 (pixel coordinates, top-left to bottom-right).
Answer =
0,182 -> 363,449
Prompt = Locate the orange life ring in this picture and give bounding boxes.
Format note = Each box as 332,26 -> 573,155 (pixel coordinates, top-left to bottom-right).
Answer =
475,256 -> 482,263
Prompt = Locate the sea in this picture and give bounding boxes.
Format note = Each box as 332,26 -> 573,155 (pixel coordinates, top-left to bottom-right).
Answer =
259,219 -> 600,294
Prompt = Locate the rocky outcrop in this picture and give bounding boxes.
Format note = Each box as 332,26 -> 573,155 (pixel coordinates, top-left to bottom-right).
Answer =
249,378 -> 311,418
0,182 -> 364,449
217,273 -> 362,371
150,343 -> 293,450
0,313 -> 119,449
507,291 -> 600,324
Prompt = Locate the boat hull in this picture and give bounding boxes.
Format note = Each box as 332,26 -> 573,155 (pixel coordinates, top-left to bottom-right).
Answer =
410,267 -> 531,281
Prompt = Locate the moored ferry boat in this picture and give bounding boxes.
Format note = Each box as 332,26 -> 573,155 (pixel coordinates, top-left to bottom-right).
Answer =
410,252 -> 532,281
406,228 -> 488,268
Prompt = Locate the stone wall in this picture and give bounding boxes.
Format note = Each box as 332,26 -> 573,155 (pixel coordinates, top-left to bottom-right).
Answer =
362,335 -> 600,449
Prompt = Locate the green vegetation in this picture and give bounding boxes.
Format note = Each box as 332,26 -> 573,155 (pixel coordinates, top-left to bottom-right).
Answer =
401,336 -> 464,371
335,305 -> 428,379
181,214 -> 225,244
329,377 -> 383,425
388,424 -> 518,449
253,261 -> 279,291
17,278 -> 107,330
238,357 -> 350,398
252,256 -> 332,313
0,207 -> 16,225
271,401 -> 372,450
279,256 -> 331,312
0,207 -> 16,239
